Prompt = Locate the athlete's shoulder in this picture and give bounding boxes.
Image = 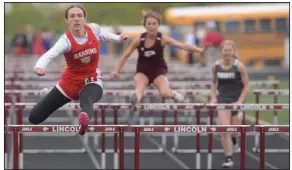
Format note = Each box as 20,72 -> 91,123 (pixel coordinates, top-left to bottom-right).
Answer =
237,60 -> 246,70
59,33 -> 71,45
87,23 -> 101,36
139,32 -> 147,39
60,33 -> 68,40
215,60 -> 220,65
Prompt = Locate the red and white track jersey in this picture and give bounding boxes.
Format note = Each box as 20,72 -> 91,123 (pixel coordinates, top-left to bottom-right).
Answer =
63,25 -> 100,77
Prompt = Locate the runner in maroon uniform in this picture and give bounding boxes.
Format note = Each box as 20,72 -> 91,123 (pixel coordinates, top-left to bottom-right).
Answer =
111,10 -> 204,110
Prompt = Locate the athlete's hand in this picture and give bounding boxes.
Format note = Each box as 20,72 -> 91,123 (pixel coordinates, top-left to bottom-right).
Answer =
199,43 -> 211,54
109,71 -> 119,79
34,67 -> 45,76
119,33 -> 128,42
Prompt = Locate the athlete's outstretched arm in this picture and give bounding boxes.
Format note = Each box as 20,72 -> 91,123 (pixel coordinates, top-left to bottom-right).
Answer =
99,30 -> 128,43
162,34 -> 203,53
210,64 -> 217,103
113,36 -> 140,73
89,23 -> 127,43
34,37 -> 69,76
236,62 -> 250,103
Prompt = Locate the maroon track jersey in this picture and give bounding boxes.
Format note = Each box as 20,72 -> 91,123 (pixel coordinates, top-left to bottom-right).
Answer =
136,32 -> 168,84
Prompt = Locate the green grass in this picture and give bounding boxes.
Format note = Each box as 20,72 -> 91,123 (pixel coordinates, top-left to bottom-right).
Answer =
245,79 -> 289,125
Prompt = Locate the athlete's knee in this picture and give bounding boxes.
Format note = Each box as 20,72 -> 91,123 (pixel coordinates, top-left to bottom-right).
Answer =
134,74 -> 149,88
159,88 -> 171,97
135,84 -> 146,94
136,81 -> 147,89
80,97 -> 93,108
28,112 -> 42,125
80,84 -> 103,103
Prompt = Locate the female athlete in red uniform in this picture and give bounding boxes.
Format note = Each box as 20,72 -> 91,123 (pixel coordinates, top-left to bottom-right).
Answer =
110,10 -> 204,110
28,5 -> 128,135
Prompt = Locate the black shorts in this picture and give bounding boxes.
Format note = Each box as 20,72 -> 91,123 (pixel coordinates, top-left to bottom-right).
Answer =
136,67 -> 167,85
217,97 -> 240,116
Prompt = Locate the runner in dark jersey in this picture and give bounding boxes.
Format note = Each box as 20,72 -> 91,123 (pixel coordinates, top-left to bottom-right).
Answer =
210,40 -> 250,168
110,10 -> 204,110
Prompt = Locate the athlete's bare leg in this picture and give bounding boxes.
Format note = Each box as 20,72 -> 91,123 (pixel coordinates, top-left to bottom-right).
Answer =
153,75 -> 189,102
132,73 -> 149,110
217,110 -> 234,168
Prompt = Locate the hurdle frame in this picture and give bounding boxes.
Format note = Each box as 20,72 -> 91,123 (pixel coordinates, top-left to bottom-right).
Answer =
7,124 -> 251,170
6,125 -> 127,170
5,102 -> 289,169
5,104 -> 90,157
254,125 -> 290,170
252,89 -> 289,153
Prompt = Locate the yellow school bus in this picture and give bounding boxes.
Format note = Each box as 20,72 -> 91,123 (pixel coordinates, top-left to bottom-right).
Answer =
165,3 -> 289,66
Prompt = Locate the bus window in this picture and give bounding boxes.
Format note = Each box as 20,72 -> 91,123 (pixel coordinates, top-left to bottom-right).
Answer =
276,17 -> 287,32
225,20 -> 240,33
244,19 -> 256,33
194,22 -> 205,29
215,21 -> 221,32
260,19 -> 271,33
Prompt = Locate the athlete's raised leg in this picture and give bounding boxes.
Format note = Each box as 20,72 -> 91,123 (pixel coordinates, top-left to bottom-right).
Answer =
131,73 -> 149,111
78,83 -> 103,135
153,75 -> 189,102
28,87 -> 71,124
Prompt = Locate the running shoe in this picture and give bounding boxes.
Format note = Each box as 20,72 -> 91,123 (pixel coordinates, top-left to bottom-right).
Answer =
78,112 -> 89,135
222,157 -> 234,168
172,90 -> 190,103
130,93 -> 140,111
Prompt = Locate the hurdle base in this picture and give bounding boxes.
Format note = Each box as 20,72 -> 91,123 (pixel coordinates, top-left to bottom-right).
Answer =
5,153 -> 7,169
95,147 -> 164,154
23,148 -> 86,154
172,148 -> 241,153
252,147 -> 289,153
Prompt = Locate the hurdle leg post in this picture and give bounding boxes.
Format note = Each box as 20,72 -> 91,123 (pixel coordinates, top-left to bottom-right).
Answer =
5,109 -> 8,169
172,110 -> 179,152
134,127 -> 140,170
119,127 -> 124,170
13,128 -> 19,170
161,98 -> 167,147
242,111 -> 246,125
101,109 -> 106,169
93,110 -> 99,149
196,109 -> 201,169
17,108 -> 24,169
114,109 -> 118,169
140,97 -> 145,124
206,96 -> 211,125
255,94 -> 260,125
140,110 -> 145,125
16,94 -> 21,103
240,127 -> 246,170
162,110 -> 167,147
273,95 -> 278,126
273,84 -> 279,126
259,127 -> 265,170
149,96 -> 154,125
254,94 -> 260,152
207,110 -> 214,169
